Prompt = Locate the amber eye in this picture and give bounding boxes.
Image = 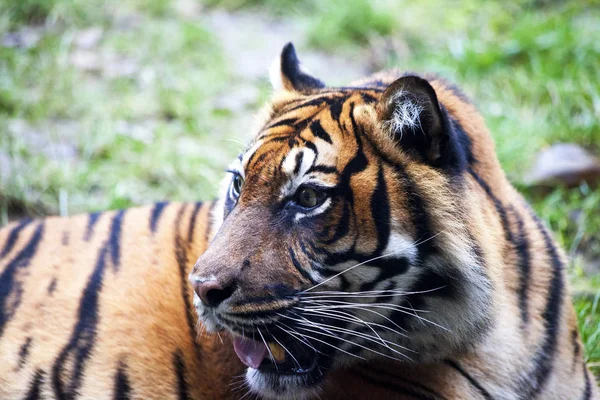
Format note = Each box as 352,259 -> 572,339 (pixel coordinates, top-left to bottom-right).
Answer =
296,187 -> 325,209
232,175 -> 244,197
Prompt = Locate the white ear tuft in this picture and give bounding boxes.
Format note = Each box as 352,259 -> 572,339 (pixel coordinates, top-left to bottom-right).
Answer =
381,91 -> 424,138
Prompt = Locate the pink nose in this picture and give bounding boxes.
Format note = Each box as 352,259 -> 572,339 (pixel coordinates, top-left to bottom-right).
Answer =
191,280 -> 233,308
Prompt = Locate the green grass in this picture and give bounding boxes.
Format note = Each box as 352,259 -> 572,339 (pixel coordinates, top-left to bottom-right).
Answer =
0,0 -> 239,218
575,289 -> 600,377
0,0 -> 598,382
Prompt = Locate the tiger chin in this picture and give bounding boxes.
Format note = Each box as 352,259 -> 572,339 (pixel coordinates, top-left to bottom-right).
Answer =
189,43 -> 597,399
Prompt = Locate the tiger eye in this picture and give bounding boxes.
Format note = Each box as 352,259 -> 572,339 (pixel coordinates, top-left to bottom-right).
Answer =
232,175 -> 244,196
297,187 -> 320,208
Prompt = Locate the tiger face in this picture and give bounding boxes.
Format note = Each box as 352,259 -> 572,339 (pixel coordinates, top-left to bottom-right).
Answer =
189,43 -> 492,399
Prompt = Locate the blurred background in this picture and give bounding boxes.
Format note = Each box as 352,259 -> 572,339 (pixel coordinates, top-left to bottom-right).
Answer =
0,0 -> 598,378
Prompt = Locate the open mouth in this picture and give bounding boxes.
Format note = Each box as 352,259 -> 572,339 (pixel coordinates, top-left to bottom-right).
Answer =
232,332 -> 319,376
202,305 -> 339,397
229,328 -> 327,399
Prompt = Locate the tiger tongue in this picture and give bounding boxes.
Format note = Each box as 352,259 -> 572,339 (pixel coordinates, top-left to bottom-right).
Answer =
233,337 -> 268,369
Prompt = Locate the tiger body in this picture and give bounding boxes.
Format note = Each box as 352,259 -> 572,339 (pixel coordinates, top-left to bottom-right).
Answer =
0,203 -> 244,399
1,42 -> 597,399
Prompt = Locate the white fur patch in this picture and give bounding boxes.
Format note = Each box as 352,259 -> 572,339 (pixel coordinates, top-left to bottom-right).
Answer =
281,148 -> 315,177
246,368 -> 320,400
383,232 -> 418,263
269,56 -> 284,92
281,147 -> 301,175
280,148 -> 317,198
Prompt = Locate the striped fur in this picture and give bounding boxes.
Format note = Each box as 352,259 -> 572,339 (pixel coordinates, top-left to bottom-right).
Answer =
1,42 -> 598,399
0,203 -> 244,399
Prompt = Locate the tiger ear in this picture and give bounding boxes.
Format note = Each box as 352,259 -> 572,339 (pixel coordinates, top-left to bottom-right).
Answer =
376,75 -> 453,168
269,42 -> 325,93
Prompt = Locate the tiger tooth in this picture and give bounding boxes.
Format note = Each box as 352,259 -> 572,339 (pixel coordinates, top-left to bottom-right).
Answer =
268,342 -> 286,363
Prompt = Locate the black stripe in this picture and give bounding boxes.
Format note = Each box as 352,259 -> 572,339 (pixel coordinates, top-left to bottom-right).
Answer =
289,247 -> 317,284
469,172 -> 533,327
306,165 -> 337,175
47,277 -> 57,295
113,362 -> 132,400
150,201 -> 169,233
329,97 -> 345,122
293,151 -> 304,175
370,163 -> 390,256
244,146 -> 263,169
361,92 -> 378,103
445,359 -> 493,400
174,206 -> 203,366
322,202 -> 350,246
0,222 -> 44,339
108,210 -> 125,272
187,202 -> 203,243
299,240 -> 326,274
248,149 -> 275,170
572,329 -> 581,372
509,205 -> 531,326
468,169 -> 512,243
52,210 -> 125,400
520,210 -> 564,398
393,162 -> 436,256
302,139 -> 318,154
25,369 -> 45,400
310,120 -> 332,144
173,350 -> 191,400
353,370 -> 440,400
282,96 -> 336,114
581,366 -> 591,400
326,86 -> 385,92
291,118 -> 311,134
407,267 -> 457,299
265,117 -> 298,130
0,218 -> 32,259
84,212 -> 102,242
17,336 -> 33,370
264,135 -> 295,146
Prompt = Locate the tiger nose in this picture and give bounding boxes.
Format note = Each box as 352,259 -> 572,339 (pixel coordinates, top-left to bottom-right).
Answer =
191,279 -> 234,308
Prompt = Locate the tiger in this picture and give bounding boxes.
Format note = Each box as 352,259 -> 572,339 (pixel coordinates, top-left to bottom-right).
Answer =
0,42 -> 597,400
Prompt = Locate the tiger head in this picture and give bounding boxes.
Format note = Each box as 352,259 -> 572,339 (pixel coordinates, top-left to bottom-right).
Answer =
189,43 -> 494,399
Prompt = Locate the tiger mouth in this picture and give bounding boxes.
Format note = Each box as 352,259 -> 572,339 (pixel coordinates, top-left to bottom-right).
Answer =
231,329 -> 321,377
209,309 -> 328,391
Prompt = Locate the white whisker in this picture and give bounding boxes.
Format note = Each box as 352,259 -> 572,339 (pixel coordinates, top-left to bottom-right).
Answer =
298,285 -> 446,300
275,322 -> 321,355
294,325 -> 409,362
288,311 -> 413,357
300,307 -> 409,339
301,299 -> 430,313
278,324 -> 365,361
257,328 -> 278,373
299,303 -> 449,331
